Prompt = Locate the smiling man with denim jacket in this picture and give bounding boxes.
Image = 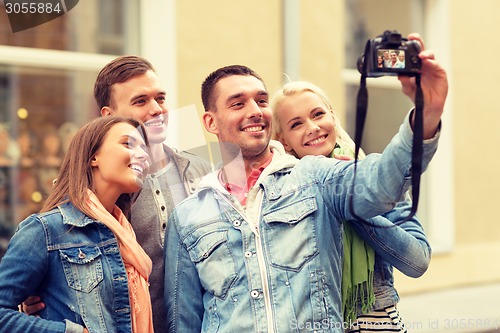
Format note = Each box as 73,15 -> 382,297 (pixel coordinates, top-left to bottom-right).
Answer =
164,35 -> 447,333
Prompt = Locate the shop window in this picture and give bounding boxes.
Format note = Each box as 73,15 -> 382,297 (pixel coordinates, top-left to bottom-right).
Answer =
0,66 -> 98,257
0,0 -> 142,259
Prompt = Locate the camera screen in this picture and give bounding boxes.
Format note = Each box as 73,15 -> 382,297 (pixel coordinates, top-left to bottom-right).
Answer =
377,49 -> 405,69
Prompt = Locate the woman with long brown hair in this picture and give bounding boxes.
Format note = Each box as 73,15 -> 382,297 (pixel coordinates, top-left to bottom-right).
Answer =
0,116 -> 153,333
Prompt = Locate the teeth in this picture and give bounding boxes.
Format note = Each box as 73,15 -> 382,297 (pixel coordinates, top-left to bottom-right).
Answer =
130,165 -> 144,173
146,120 -> 163,127
306,136 -> 326,146
243,126 -> 263,132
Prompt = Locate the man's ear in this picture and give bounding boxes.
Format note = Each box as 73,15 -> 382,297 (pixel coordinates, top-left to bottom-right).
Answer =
202,112 -> 219,135
101,106 -> 112,117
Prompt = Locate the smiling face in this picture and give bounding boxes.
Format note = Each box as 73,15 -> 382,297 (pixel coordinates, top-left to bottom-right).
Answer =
274,91 -> 337,158
102,70 -> 168,144
203,74 -> 272,163
91,122 -> 149,202
390,51 -> 398,64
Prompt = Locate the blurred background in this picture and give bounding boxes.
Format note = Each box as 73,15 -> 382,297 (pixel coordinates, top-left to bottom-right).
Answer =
0,0 -> 499,331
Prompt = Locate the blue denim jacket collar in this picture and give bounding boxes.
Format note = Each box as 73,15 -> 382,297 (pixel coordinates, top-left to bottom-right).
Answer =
59,201 -> 96,227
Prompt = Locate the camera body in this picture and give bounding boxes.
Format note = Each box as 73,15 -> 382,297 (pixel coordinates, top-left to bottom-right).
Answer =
357,30 -> 422,77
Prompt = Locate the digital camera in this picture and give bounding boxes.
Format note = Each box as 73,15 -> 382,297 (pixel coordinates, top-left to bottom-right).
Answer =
357,30 -> 422,77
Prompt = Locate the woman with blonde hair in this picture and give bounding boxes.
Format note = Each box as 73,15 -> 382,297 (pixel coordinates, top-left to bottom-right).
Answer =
0,116 -> 153,333
271,81 -> 362,159
271,81 -> 430,332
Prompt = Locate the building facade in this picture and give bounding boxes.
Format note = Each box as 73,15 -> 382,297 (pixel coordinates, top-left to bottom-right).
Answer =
1,0 -> 499,298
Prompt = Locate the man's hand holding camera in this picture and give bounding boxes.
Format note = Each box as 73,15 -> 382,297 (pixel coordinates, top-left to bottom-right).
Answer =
358,30 -> 448,139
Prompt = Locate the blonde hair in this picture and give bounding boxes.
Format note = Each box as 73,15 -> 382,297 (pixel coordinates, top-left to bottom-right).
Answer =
270,81 -> 365,158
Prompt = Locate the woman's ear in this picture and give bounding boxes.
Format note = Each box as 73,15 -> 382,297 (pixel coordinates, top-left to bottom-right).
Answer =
202,112 -> 219,135
90,155 -> 98,167
278,136 -> 294,153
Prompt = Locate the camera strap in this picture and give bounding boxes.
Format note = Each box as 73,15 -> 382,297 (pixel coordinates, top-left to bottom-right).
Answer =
349,43 -> 424,226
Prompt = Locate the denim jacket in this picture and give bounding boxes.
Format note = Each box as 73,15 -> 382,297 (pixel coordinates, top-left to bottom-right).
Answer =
0,202 -> 133,333
351,197 -> 431,313
164,116 -> 439,333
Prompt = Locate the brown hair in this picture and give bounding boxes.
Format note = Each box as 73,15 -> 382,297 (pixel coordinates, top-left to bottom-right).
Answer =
41,116 -> 149,218
94,55 -> 155,109
201,65 -> 266,112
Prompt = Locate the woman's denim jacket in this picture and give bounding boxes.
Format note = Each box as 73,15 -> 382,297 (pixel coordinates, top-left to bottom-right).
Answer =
164,116 -> 439,333
0,202 -> 133,333
351,196 -> 431,314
